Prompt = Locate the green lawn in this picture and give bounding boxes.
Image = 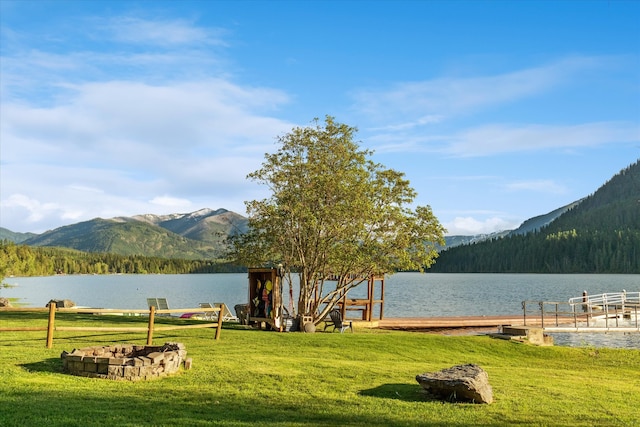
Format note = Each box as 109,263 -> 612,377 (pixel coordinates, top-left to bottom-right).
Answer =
0,312 -> 638,426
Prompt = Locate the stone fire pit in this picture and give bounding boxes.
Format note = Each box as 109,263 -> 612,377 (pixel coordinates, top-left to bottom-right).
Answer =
61,342 -> 188,381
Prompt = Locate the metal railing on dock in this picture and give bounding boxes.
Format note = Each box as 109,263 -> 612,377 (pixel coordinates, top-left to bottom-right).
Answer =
522,291 -> 640,332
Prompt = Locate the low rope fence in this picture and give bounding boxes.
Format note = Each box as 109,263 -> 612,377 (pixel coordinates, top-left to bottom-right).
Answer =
0,303 -> 225,348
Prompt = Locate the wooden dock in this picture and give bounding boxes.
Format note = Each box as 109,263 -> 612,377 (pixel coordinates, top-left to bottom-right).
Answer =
373,314 -> 629,332
354,292 -> 640,333
371,315 -> 535,330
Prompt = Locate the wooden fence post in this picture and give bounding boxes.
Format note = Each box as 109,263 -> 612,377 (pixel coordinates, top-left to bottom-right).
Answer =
215,304 -> 224,340
46,302 -> 56,349
147,306 -> 155,345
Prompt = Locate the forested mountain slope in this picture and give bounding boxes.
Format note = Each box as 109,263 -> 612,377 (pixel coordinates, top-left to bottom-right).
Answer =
22,218 -> 220,259
430,160 -> 640,273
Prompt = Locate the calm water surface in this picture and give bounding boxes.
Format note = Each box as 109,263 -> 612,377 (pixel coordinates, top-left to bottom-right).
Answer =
3,273 -> 639,348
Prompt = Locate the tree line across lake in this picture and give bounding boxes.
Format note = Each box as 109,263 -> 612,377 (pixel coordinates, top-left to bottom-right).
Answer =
0,241 -> 242,278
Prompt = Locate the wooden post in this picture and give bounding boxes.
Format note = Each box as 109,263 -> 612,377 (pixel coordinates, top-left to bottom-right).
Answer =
367,276 -> 374,322
46,302 -> 56,349
379,277 -> 385,320
147,305 -> 155,345
214,304 -> 224,340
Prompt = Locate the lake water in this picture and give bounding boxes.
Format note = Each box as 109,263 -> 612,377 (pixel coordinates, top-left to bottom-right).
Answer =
2,273 -> 639,348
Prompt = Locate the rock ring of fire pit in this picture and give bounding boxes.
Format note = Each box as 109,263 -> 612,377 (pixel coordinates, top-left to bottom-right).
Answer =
61,342 -> 187,381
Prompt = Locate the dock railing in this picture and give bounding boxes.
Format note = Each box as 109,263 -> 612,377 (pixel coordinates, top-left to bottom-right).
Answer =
0,303 -> 225,348
523,291 -> 640,331
522,300 -> 579,328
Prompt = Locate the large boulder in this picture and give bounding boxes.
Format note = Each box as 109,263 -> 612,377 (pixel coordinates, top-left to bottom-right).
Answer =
416,364 -> 493,404
0,297 -> 12,307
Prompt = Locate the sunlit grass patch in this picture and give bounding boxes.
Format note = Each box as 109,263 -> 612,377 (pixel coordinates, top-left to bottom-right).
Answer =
0,313 -> 638,426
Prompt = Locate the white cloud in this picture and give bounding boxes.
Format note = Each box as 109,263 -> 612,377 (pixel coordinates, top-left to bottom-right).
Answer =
444,216 -> 519,236
1,14 -> 231,104
2,79 -> 292,165
102,17 -> 226,47
368,121 -> 640,157
1,194 -> 63,225
353,56 -> 604,123
445,122 -> 640,157
365,132 -> 447,154
368,115 -> 446,132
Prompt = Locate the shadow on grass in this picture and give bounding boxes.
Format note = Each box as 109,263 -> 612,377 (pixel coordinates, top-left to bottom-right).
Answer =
360,383 -> 433,402
0,386 -> 446,427
0,311 -> 53,321
20,358 -> 64,374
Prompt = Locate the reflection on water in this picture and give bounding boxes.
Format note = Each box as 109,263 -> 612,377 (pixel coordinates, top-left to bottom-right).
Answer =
550,332 -> 640,349
548,315 -> 640,349
2,272 -> 639,348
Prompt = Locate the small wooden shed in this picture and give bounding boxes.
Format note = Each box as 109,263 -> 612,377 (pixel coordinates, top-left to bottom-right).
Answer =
247,268 -> 287,331
248,268 -> 385,330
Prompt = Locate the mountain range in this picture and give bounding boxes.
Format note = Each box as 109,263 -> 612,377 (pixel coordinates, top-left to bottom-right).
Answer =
1,208 -> 248,260
1,203 -> 568,259
1,160 -> 638,265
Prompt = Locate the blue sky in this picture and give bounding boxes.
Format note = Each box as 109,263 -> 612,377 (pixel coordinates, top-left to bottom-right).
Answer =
1,0 -> 638,235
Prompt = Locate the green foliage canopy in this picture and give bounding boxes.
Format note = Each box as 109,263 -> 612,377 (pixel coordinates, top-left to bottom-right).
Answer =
228,117 -> 445,322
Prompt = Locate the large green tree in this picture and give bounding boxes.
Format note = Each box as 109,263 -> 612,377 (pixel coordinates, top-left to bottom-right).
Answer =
229,117 -> 446,324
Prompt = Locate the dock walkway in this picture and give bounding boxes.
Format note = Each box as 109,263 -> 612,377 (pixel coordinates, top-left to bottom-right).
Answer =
376,315 -> 535,330
352,292 -> 639,334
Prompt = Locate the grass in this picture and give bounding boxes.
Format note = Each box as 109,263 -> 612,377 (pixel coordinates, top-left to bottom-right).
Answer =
0,312 -> 638,426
